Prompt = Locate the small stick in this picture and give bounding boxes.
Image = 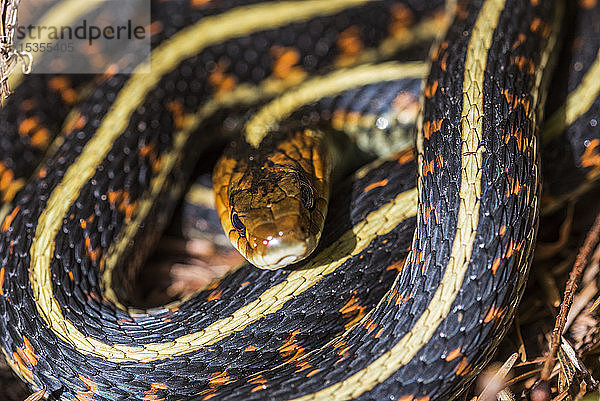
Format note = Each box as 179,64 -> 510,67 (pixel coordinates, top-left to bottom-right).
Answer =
0,0 -> 31,101
540,211 -> 600,381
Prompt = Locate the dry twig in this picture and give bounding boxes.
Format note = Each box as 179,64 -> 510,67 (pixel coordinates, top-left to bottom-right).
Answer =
541,212 -> 600,381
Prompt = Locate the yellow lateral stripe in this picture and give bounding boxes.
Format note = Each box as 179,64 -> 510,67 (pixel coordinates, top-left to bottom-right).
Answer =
28,0 -> 411,362
100,126 -> 192,310
245,61 -> 429,147
42,185 -> 417,362
100,59 -> 425,308
7,0 -> 95,90
543,47 -> 600,144
289,1 -> 506,399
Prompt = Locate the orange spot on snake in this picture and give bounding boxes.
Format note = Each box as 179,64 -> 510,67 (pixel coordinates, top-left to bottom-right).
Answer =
166,100 -> 186,130
249,376 -> 267,385
61,88 -> 78,105
64,113 -> 87,134
499,225 -> 507,236
386,258 -> 405,272
0,266 -> 4,295
12,351 -> 34,383
505,240 -> 522,259
422,118 -> 442,139
484,306 -> 504,323
84,237 -> 100,264
279,330 -> 306,361
0,167 -> 14,192
506,177 -> 523,197
208,371 -> 231,388
207,289 -> 223,301
581,139 -> 600,172
149,21 -> 163,36
529,17 -> 550,37
389,3 -> 414,37
455,357 -> 472,376
340,294 -> 367,329
445,347 -> 462,362
48,76 -> 70,91
2,206 -> 19,232
513,56 -> 535,74
208,60 -> 237,95
18,117 -> 39,136
579,0 -> 597,9
363,179 -> 388,193
397,148 -> 414,165
424,80 -> 438,98
75,374 -> 99,400
491,257 -> 502,275
295,360 -> 314,372
512,33 -> 527,50
334,340 -> 351,358
270,46 -> 304,80
440,52 -> 449,72
502,89 -> 530,115
364,320 -> 378,334
432,41 -> 448,62
336,26 -> 363,65
21,336 -> 37,366
30,126 -> 50,147
142,382 -> 167,401
191,0 -> 212,6
251,385 -> 267,393
48,77 -> 77,105
107,190 -> 138,223
422,159 -> 436,176
504,127 -> 525,151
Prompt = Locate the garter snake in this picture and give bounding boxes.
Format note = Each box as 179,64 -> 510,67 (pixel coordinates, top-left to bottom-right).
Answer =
0,0 -> 599,400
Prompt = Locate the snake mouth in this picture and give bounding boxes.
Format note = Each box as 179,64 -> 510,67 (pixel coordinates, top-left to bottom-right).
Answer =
252,237 -> 317,270
245,220 -> 320,269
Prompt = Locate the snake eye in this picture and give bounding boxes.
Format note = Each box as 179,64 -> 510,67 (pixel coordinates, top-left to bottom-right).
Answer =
231,212 -> 246,236
299,180 -> 315,212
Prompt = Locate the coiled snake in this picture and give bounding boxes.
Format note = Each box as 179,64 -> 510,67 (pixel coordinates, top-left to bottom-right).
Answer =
0,0 -> 599,400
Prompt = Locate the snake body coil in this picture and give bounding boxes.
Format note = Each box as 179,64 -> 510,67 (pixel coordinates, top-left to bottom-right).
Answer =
0,0 -> 598,400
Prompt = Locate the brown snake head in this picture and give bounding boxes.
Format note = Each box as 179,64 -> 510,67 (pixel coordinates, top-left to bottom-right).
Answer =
214,129 -> 332,269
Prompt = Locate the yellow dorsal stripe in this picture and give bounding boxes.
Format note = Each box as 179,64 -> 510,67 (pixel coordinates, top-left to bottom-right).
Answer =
543,47 -> 600,143
289,1 -> 506,399
245,61 -> 428,147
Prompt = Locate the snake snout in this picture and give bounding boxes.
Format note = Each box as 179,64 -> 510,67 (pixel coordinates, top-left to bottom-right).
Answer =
248,218 -> 318,270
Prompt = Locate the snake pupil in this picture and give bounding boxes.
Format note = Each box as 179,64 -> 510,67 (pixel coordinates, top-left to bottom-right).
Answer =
300,181 -> 315,212
231,212 -> 246,236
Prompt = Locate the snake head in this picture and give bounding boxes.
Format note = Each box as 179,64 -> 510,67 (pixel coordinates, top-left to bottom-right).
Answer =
214,129 -> 332,270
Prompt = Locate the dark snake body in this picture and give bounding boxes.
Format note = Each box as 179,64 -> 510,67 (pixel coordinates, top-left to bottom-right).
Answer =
0,0 -> 597,400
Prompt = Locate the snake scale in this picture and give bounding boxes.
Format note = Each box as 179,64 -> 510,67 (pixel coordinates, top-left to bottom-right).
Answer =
0,0 -> 598,400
